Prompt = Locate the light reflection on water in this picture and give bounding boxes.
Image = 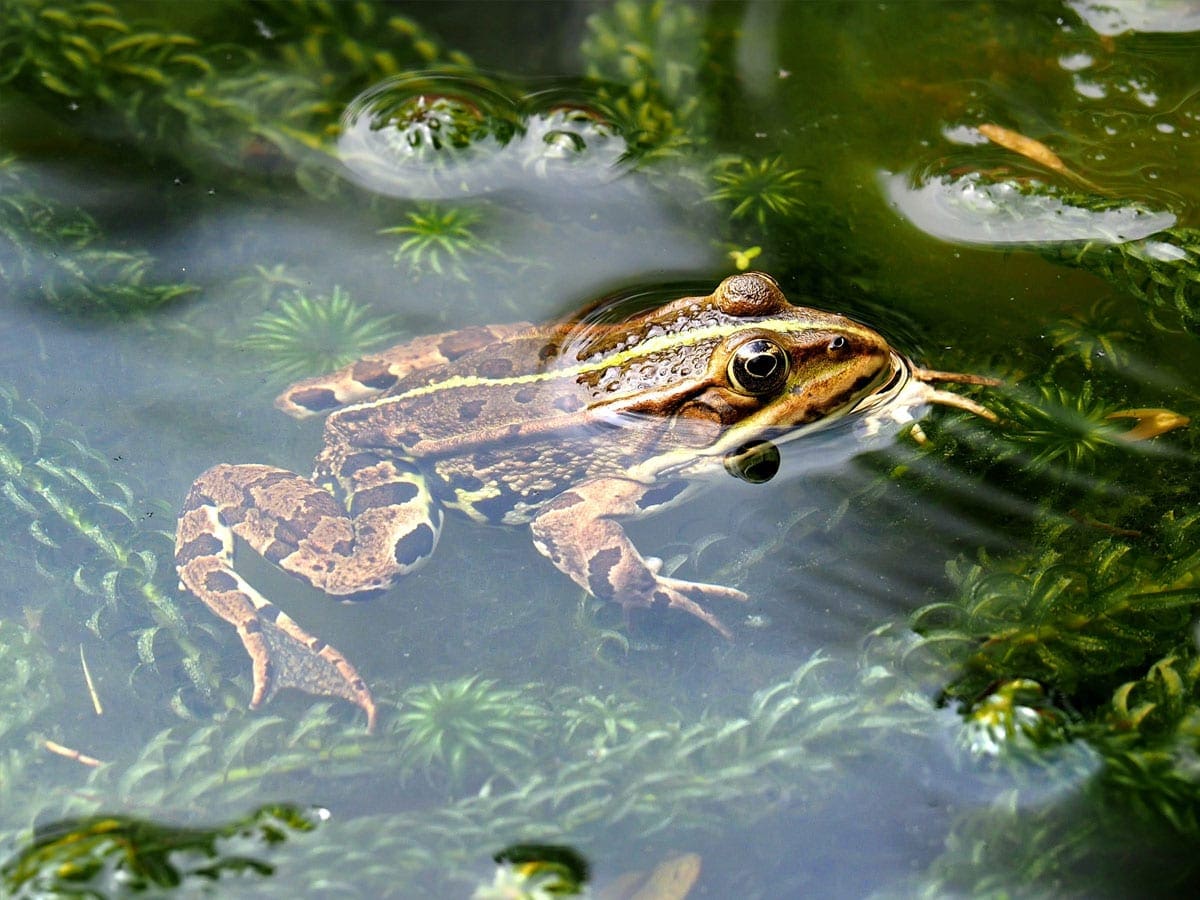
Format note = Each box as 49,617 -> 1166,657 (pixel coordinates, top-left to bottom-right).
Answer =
2,2 -> 1200,897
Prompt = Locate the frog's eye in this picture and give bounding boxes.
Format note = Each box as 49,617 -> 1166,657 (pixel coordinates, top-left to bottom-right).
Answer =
728,338 -> 789,396
724,439 -> 781,483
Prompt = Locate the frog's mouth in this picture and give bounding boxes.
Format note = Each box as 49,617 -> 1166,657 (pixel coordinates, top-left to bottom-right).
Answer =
845,351 -> 917,419
844,351 -> 1000,441
737,350 -> 995,449
637,353 -> 996,482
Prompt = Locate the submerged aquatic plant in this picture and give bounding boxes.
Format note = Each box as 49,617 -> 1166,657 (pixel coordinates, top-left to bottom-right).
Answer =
0,621 -> 57,743
1045,299 -> 1139,371
556,690 -> 644,754
581,0 -> 703,101
0,383 -> 218,713
910,516 -> 1200,704
393,677 -> 551,787
1043,227 -> 1200,335
1,804 -> 319,896
709,156 -> 812,228
580,0 -> 709,161
226,264 -> 312,308
380,203 -> 499,278
240,286 -> 399,381
0,1 -> 467,189
0,157 -> 195,316
991,381 -> 1130,472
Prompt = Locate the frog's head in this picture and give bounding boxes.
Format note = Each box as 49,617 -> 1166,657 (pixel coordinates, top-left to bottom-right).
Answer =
705,272 -> 895,433
584,272 -> 995,482
612,272 -> 895,449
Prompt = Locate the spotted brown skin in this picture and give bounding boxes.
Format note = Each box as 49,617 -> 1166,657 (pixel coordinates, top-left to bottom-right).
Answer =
175,272 -> 994,730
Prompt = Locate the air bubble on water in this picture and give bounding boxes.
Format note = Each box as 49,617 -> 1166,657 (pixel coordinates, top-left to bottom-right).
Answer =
338,73 -> 522,199
337,73 -> 629,199
882,170 -> 1176,245
1058,52 -> 1094,71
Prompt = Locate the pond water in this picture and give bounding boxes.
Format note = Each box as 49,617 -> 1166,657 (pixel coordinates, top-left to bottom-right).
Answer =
3,1 -> 1200,896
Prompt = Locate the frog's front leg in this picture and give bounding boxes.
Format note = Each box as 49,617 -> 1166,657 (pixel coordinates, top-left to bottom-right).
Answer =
175,457 -> 441,731
530,478 -> 748,637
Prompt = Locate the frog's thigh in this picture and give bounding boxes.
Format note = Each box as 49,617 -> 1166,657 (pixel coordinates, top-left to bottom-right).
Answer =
529,477 -> 745,636
317,451 -> 445,593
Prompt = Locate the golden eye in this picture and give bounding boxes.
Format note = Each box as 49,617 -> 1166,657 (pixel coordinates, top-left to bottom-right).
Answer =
728,338 -> 789,396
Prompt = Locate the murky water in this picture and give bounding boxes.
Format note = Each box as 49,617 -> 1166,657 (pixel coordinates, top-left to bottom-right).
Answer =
3,1 -> 1200,896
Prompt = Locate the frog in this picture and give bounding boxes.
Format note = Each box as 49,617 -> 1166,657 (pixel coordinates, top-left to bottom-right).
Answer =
175,273 -> 995,730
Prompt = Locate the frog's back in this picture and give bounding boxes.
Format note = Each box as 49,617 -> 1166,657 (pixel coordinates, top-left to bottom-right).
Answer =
324,326 -> 608,452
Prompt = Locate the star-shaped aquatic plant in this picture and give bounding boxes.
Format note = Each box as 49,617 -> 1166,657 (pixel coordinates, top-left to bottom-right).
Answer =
240,286 -> 399,381
380,203 -> 499,279
1046,299 -> 1139,371
709,156 -> 812,227
392,676 -> 551,788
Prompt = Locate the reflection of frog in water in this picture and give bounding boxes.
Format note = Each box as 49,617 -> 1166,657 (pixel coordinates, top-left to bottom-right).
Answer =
176,273 -> 993,729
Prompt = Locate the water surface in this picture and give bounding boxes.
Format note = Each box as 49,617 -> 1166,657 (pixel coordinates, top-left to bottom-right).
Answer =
3,2 -> 1200,896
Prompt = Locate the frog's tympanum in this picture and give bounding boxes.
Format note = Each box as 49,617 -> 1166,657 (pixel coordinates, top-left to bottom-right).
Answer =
175,273 -> 994,730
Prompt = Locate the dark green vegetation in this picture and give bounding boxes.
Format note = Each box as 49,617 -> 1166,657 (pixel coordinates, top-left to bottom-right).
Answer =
3,1 -> 1200,897
2,804 -> 319,894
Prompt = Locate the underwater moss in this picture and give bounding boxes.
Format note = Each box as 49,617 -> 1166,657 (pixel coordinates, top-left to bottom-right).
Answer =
0,157 -> 195,316
1045,299 -> 1140,372
0,382 -> 221,714
580,0 -> 708,161
0,653 -> 933,896
0,0 -> 469,190
988,381 -> 1140,473
240,285 -> 400,382
392,676 -> 551,790
1044,227 -> 1200,336
1,804 -> 319,897
380,202 -> 500,280
708,156 -> 811,228
0,620 -> 57,744
908,512 -> 1200,704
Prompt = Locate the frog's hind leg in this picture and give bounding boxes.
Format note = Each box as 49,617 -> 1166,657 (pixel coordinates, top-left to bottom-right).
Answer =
176,460 -> 442,731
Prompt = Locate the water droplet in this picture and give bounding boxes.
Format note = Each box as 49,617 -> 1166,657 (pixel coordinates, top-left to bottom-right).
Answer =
1073,75 -> 1107,100
1058,52 -> 1094,71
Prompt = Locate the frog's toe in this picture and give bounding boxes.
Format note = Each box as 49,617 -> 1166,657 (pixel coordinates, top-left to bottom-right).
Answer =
247,643 -> 272,711
252,614 -> 378,732
647,577 -> 748,638
661,575 -> 749,605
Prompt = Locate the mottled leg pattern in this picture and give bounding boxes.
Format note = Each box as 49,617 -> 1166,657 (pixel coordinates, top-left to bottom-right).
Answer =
276,323 -> 533,418
530,477 -> 747,637
175,459 -> 442,731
